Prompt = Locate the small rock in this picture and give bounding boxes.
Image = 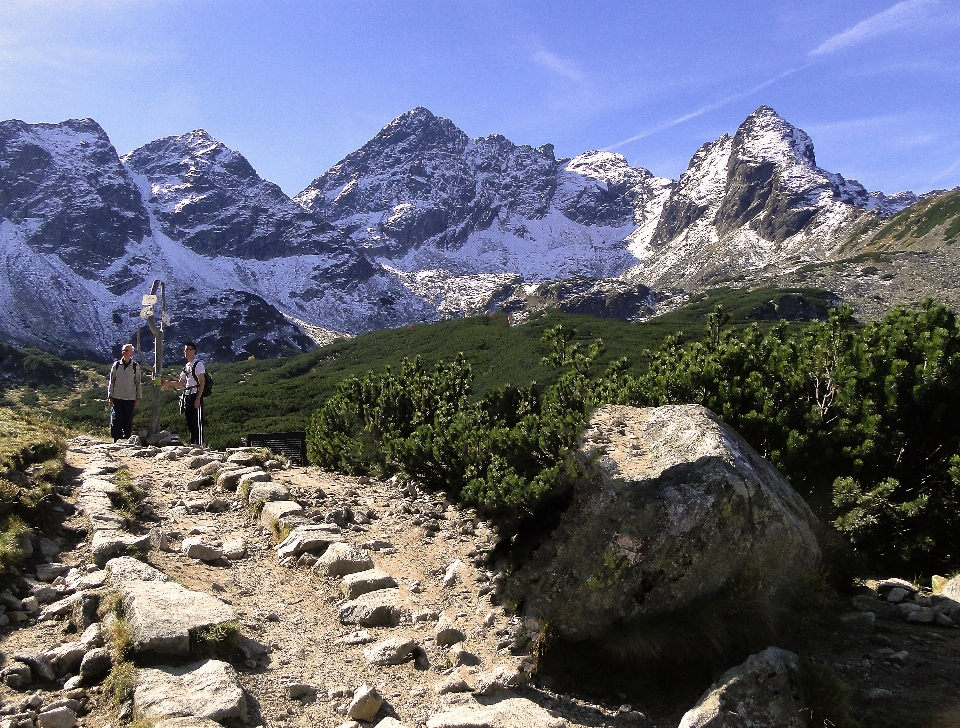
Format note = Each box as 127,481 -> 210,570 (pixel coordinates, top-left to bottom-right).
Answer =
426,697 -> 566,728
442,561 -> 461,588
222,539 -> 247,560
314,543 -> 374,577
37,706 -> 77,728
434,675 -> 472,694
2,662 -> 32,689
878,578 -> 919,594
374,719 -> 410,728
906,608 -> 936,624
36,564 -> 69,583
888,650 -> 910,665
38,538 -> 60,560
363,637 -> 419,666
886,587 -> 909,603
347,684 -> 381,722
259,500 -> 304,530
342,569 -> 398,600
246,482 -> 290,504
435,613 -> 466,646
448,644 -> 480,667
79,623 -> 104,649
79,648 -> 112,681
149,527 -> 171,552
180,537 -> 223,562
864,687 -> 895,702
186,476 -> 214,491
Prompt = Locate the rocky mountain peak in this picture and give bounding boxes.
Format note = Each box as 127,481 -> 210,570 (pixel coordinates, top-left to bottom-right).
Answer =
123,129 -> 259,188
0,117 -> 149,277
733,105 -> 818,169
367,107 -> 468,157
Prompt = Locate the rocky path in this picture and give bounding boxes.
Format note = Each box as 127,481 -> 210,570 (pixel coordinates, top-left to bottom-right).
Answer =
0,437 -> 636,728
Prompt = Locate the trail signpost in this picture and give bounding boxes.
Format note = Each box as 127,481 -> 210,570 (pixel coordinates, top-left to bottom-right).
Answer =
139,280 -> 168,436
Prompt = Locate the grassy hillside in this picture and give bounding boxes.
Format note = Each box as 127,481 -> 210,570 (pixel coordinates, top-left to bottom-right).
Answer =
867,190 -> 960,249
1,286 -> 835,448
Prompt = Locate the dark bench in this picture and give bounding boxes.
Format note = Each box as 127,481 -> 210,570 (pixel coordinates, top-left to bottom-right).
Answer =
242,431 -> 307,466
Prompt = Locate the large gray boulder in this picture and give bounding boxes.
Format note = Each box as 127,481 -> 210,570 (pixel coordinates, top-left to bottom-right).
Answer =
513,404 -> 820,643
677,647 -> 805,727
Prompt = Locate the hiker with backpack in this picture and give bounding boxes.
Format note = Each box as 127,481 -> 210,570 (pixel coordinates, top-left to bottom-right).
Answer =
161,341 -> 209,447
107,343 -> 142,442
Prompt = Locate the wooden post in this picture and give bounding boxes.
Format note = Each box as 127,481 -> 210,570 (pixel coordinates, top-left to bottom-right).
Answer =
142,280 -> 166,436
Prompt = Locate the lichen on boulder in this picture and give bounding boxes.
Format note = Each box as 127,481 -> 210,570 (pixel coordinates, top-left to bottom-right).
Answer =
512,404 -> 821,652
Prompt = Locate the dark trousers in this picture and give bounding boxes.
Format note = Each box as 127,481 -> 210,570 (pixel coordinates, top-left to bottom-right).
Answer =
111,399 -> 136,441
183,392 -> 204,446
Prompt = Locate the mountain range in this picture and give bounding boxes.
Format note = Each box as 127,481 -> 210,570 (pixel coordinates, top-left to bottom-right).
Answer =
1,105 -> 956,362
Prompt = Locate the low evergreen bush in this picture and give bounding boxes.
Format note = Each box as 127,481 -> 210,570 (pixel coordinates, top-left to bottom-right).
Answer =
308,301 -> 960,571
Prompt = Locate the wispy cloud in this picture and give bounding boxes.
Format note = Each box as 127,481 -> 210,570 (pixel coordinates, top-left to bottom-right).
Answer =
604,0 -> 945,152
929,154 -> 960,184
809,0 -> 938,56
532,49 -> 587,83
605,65 -> 807,150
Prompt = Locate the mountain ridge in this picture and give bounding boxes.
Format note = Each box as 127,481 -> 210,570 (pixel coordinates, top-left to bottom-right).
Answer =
0,106 -> 952,363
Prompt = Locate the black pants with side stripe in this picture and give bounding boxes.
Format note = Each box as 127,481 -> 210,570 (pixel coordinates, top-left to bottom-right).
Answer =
183,392 -> 204,446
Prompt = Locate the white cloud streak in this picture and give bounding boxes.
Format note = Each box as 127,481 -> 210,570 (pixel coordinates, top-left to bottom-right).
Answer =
605,65 -> 808,151
605,0 -> 944,152
532,49 -> 587,83
809,0 -> 938,56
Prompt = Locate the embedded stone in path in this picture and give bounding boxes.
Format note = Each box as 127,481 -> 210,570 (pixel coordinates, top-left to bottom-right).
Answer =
216,466 -> 262,490
342,568 -> 398,600
106,556 -> 170,586
338,588 -> 405,627
181,537 -> 223,562
90,530 -> 151,567
246,482 -> 290,504
259,500 -> 304,530
313,542 -> 374,576
134,660 -> 248,724
120,581 -> 236,655
427,697 -> 569,728
238,471 -> 271,489
276,524 -> 342,561
227,451 -> 259,466
77,483 -> 126,532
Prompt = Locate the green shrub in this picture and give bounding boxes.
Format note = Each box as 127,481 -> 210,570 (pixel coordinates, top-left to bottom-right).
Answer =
307,300 -> 960,570
306,328 -> 615,529
191,620 -> 240,659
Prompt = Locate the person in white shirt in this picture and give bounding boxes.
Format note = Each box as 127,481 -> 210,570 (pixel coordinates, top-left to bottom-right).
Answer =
161,341 -> 206,446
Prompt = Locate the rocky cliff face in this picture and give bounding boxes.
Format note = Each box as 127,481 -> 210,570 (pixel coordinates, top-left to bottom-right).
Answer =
296,107 -> 672,283
626,106 -> 901,289
123,130 -> 360,264
0,118 -> 150,278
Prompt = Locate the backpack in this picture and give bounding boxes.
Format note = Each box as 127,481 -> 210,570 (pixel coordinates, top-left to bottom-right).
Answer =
186,361 -> 213,397
110,359 -> 139,384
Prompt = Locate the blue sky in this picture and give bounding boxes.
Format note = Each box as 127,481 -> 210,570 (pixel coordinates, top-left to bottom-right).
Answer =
1,0 -> 958,196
